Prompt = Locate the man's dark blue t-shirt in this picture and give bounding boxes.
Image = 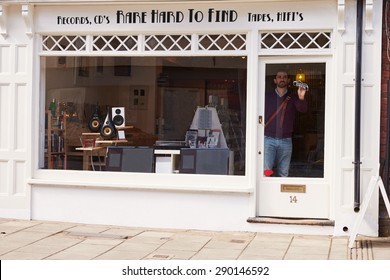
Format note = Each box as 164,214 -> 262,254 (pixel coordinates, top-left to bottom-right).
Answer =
264,89 -> 307,139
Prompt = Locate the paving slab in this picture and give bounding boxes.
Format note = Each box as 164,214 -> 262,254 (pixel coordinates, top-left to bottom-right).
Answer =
0,218 -> 389,260
191,248 -> 243,260
94,249 -> 152,260
46,243 -> 116,260
145,248 -> 197,260
239,248 -> 287,260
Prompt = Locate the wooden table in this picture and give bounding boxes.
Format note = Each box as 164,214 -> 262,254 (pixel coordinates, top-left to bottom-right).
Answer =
95,139 -> 128,145
76,133 -> 129,170
75,146 -> 105,171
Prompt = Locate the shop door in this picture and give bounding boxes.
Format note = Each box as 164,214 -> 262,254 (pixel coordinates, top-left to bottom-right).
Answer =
257,58 -> 330,219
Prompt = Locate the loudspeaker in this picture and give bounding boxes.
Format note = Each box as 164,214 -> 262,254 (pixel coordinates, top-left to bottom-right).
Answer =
88,104 -> 103,132
111,107 -> 125,128
100,108 -> 117,139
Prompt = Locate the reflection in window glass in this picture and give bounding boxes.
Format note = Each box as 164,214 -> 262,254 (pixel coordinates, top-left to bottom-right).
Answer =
40,56 -> 247,175
264,63 -> 325,178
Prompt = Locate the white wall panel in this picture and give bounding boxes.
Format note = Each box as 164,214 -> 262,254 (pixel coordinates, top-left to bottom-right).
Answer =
15,84 -> 27,151
362,43 -> 375,74
0,84 -> 10,150
341,85 -> 354,158
343,43 -> 355,75
341,169 -> 353,206
14,161 -> 26,195
0,45 -> 11,73
0,161 -> 9,194
15,45 -> 28,74
361,86 -> 376,160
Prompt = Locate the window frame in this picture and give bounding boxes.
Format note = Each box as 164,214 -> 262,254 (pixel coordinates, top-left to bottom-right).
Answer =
33,33 -> 252,193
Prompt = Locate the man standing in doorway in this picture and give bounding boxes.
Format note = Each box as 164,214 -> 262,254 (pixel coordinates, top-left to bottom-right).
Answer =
264,70 -> 308,177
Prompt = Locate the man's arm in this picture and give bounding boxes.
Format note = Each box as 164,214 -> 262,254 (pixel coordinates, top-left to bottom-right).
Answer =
295,87 -> 308,113
297,86 -> 306,100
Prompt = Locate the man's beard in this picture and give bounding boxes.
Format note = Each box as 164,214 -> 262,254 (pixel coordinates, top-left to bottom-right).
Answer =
277,81 -> 287,88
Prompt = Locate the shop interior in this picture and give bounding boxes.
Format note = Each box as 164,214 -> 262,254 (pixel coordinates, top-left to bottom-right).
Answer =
41,56 -> 247,175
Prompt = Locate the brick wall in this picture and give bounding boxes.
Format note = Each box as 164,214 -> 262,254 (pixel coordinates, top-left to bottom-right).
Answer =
380,1 -> 390,237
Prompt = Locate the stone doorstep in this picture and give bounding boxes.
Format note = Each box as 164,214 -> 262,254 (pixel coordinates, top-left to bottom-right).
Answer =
247,217 -> 335,226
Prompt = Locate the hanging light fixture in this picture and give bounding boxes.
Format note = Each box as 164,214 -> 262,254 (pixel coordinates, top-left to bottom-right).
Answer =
295,69 -> 306,82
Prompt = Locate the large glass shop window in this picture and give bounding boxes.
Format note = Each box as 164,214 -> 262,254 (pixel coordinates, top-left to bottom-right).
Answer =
263,63 -> 325,178
40,56 -> 247,175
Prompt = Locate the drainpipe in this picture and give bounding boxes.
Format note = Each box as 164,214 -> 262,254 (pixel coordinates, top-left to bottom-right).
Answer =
353,0 -> 364,212
384,80 -> 390,191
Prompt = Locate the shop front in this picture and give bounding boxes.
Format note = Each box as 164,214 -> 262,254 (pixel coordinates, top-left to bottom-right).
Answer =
0,0 -> 383,236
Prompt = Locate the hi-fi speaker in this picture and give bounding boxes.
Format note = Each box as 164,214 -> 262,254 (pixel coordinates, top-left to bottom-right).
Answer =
88,105 -> 103,132
111,107 -> 125,128
100,108 -> 117,139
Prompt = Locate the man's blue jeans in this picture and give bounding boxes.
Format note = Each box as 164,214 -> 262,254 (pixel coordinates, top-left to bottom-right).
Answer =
264,136 -> 292,177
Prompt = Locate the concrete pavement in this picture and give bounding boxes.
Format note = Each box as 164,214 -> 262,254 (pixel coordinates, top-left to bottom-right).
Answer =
0,218 -> 389,260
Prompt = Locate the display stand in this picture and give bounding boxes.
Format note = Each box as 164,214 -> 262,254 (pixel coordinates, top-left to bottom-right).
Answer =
189,106 -> 228,148
348,175 -> 390,248
154,149 -> 181,173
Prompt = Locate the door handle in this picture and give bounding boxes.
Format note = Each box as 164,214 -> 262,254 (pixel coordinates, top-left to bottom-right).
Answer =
258,115 -> 263,125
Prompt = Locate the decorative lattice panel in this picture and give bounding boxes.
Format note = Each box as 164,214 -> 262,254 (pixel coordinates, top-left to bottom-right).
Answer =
144,35 -> 192,51
260,32 -> 331,50
198,34 -> 246,51
42,35 -> 87,51
93,35 -> 138,51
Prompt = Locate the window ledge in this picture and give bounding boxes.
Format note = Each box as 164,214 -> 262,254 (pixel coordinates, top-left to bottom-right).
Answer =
27,178 -> 253,194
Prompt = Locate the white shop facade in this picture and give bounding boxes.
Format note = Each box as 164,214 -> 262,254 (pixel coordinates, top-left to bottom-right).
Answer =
0,0 -> 383,236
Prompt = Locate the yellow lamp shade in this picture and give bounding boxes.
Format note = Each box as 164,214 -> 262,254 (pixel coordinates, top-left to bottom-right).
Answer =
295,72 -> 305,82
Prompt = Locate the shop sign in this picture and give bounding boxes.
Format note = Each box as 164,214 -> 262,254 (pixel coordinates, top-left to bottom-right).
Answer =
55,9 -> 304,25
35,2 -> 335,32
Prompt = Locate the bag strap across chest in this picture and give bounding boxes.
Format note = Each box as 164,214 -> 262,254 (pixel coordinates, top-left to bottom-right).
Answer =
264,94 -> 291,128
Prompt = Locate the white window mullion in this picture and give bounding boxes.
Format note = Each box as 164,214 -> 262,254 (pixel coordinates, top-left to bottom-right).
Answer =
138,34 -> 145,52
86,35 -> 93,53
192,34 -> 199,53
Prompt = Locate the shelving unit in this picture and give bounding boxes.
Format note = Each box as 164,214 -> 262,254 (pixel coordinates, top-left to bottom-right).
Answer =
47,110 -> 67,169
